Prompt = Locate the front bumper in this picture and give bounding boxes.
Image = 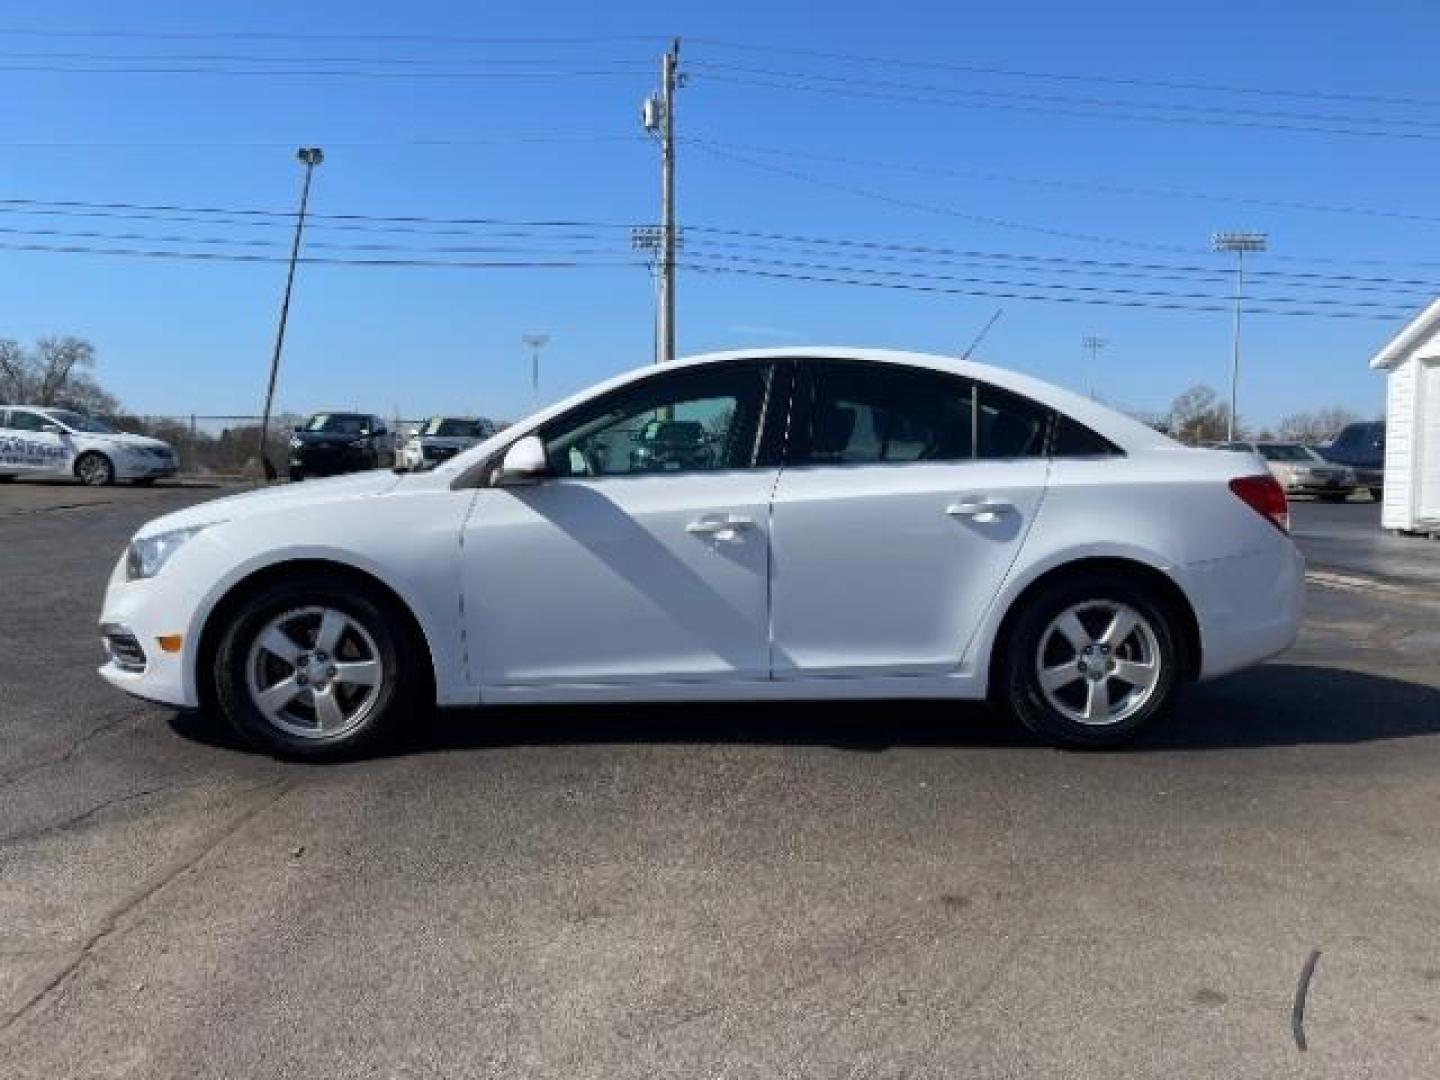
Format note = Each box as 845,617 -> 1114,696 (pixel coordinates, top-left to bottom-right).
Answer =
96,555 -> 198,707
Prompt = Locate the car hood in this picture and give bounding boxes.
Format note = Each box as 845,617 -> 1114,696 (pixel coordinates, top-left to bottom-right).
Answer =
135,469 -> 403,538
415,435 -> 479,449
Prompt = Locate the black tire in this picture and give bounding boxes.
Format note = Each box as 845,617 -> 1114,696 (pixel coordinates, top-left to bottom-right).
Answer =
211,574 -> 423,760
1369,487 -> 1383,501
288,468 -> 304,483
998,573 -> 1181,749
1318,492 -> 1348,503
74,451 -> 115,486
0,474 -> 15,482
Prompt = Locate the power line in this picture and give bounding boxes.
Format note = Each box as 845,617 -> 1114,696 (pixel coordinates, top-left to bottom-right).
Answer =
10,194 -> 1440,284
0,134 -> 647,149
693,69 -> 1440,143
683,262 -> 1408,321
689,60 -> 1440,133
684,135 -> 1440,228
0,62 -> 652,80
0,232 -> 1412,318
0,28 -> 666,45
680,250 -> 1420,313
687,37 -> 1440,111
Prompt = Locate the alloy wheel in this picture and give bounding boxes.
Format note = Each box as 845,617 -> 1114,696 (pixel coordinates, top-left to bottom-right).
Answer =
245,605 -> 385,739
1034,600 -> 1162,726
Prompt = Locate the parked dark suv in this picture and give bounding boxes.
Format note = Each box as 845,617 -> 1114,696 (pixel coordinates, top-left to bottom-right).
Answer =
288,412 -> 393,481
1318,421 -> 1385,500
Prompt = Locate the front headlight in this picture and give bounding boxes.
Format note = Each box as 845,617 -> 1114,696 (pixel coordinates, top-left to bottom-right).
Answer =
125,523 -> 219,580
289,436 -> 303,449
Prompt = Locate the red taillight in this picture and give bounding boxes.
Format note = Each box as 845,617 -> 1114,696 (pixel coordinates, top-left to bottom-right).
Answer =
1229,474 -> 1290,534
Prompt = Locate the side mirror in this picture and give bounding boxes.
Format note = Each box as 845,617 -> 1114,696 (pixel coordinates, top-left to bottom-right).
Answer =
41,424 -> 62,434
494,435 -> 550,487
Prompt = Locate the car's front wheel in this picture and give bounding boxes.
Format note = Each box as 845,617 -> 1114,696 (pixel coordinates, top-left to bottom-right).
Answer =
212,575 -> 422,759
999,574 -> 1180,748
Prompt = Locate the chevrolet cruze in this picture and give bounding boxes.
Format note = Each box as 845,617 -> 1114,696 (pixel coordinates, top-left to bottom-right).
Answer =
99,348 -> 1304,758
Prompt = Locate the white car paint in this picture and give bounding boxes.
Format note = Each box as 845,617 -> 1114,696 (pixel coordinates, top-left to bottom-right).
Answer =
97,348 -> 1304,723
0,405 -> 177,482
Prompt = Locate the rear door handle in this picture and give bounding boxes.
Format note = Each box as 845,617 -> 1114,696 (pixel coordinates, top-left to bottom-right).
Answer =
686,514 -> 754,541
945,500 -> 1016,522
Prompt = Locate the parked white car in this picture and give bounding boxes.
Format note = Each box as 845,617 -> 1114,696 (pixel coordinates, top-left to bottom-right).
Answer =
0,406 -> 178,485
400,416 -> 500,471
98,348 -> 1304,758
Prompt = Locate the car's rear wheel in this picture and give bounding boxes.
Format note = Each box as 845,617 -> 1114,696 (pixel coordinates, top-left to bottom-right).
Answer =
1369,487 -> 1383,501
1000,575 -> 1180,748
212,575 -> 421,759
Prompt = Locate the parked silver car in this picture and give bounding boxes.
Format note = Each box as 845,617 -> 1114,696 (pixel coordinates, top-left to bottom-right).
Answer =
401,416 -> 499,471
1218,441 -> 1355,501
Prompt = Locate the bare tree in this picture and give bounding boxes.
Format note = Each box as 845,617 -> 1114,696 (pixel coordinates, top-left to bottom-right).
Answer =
0,338 -> 29,401
1276,407 -> 1361,444
1167,385 -> 1234,445
32,336 -> 97,405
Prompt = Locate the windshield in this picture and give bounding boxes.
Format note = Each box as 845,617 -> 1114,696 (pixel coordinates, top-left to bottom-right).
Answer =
44,409 -> 115,434
305,414 -> 367,434
1258,444 -> 1310,462
424,417 -> 483,437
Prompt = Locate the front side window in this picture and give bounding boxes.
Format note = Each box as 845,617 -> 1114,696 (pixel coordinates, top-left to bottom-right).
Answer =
541,362 -> 770,478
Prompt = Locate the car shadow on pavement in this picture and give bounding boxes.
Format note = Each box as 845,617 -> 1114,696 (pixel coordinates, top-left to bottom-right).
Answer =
170,663 -> 1440,758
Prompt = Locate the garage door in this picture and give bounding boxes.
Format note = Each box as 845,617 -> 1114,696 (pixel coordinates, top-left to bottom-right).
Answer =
1421,360 -> 1440,521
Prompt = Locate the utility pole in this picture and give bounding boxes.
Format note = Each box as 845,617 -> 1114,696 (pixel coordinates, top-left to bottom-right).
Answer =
1212,231 -> 1267,442
1081,334 -> 1109,399
258,146 -> 323,480
642,38 -> 681,363
522,333 -> 549,413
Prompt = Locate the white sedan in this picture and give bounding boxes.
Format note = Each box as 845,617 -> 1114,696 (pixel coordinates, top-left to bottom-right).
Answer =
0,406 -> 178,485
98,348 -> 1304,757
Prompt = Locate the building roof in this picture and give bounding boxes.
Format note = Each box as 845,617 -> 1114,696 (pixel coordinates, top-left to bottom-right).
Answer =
1371,297 -> 1440,370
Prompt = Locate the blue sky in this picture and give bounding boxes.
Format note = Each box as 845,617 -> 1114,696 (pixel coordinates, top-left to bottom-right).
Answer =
2,0 -> 1437,426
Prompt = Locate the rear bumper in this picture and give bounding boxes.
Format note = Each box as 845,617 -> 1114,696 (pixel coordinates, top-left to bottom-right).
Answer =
1180,541 -> 1306,680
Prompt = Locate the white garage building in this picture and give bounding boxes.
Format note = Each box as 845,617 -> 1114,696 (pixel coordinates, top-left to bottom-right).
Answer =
1370,298 -> 1440,534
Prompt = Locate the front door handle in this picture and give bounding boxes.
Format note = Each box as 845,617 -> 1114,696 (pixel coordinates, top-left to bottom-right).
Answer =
686,514 -> 754,541
945,500 -> 1016,522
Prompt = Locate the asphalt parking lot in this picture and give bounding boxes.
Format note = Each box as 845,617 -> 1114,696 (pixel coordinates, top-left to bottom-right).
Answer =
2,483 -> 1439,1078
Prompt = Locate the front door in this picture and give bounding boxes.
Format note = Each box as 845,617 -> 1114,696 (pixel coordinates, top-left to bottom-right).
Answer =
770,360 -> 1050,676
462,360 -> 781,686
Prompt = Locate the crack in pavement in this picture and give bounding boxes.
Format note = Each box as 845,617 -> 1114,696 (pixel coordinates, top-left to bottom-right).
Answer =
0,778 -> 217,846
0,707 -> 148,789
0,776 -> 295,1036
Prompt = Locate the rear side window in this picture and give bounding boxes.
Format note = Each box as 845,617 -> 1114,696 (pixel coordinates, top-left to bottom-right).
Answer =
1051,415 -> 1122,457
789,362 -> 974,465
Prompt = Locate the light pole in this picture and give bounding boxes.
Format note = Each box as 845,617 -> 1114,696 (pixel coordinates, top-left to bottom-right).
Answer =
522,333 -> 549,412
1212,231 -> 1267,442
258,146 -> 323,480
1081,334 -> 1108,399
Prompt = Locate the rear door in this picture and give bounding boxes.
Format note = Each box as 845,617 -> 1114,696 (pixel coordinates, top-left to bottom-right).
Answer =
0,409 -> 70,476
769,360 -> 1049,676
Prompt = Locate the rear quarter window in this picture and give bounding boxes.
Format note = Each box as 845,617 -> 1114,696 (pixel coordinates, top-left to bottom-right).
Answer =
1050,414 -> 1122,457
